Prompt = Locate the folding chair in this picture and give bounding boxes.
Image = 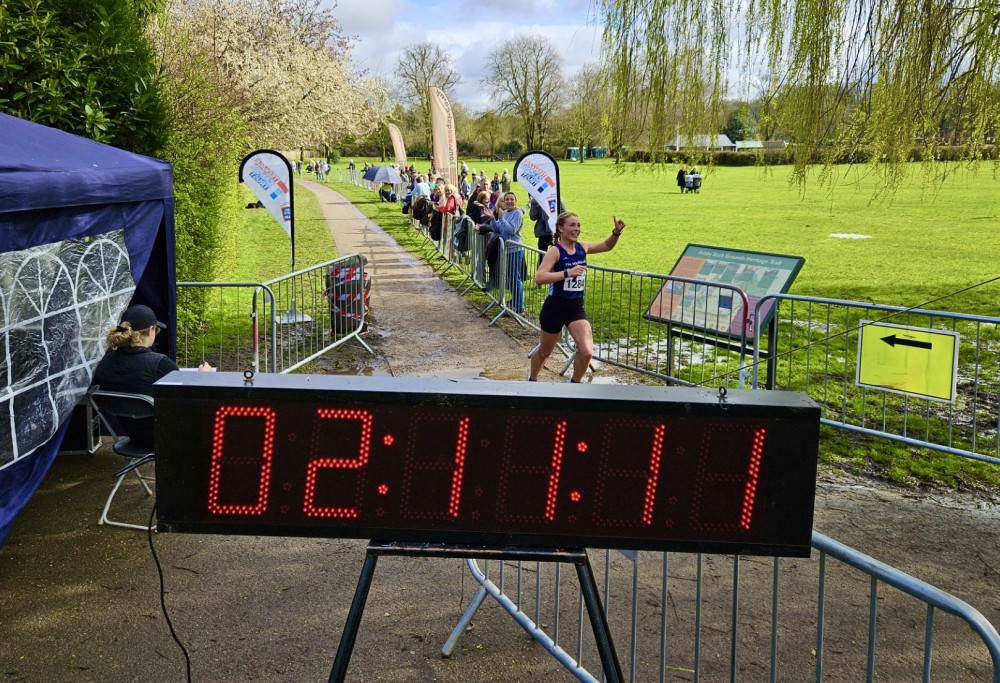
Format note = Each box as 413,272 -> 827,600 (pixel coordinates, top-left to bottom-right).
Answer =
88,389 -> 156,530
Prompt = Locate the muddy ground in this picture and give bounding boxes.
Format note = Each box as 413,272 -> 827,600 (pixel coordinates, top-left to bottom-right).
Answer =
2,182 -> 999,682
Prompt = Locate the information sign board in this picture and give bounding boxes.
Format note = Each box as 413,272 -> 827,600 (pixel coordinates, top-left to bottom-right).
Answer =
644,245 -> 804,338
856,321 -> 959,402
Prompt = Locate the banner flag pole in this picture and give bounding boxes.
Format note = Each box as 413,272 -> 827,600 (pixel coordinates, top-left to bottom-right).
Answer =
239,149 -> 311,323
513,150 -> 562,236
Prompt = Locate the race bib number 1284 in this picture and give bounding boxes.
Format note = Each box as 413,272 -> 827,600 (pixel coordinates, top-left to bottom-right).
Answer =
564,273 -> 585,292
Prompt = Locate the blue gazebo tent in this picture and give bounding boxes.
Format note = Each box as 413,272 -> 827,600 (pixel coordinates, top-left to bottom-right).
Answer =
0,114 -> 176,546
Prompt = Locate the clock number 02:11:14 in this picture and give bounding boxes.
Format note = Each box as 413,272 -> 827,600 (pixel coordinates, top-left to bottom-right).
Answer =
205,405 -> 768,530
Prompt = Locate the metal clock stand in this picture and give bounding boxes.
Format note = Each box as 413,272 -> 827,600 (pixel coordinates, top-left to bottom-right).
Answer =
329,541 -> 624,683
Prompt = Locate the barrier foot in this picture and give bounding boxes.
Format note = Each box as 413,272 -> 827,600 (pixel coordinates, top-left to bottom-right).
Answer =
350,332 -> 374,356
559,351 -> 577,376
277,307 -> 312,324
441,583 -> 489,657
489,309 -> 507,326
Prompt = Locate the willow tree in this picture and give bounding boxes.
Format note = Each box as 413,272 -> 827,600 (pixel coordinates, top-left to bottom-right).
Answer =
599,0 -> 1000,189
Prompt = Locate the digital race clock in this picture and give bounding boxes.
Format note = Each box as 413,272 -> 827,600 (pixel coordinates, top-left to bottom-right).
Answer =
152,373 -> 821,557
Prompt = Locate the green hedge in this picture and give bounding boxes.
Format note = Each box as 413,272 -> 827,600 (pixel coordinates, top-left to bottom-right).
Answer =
624,145 -> 996,166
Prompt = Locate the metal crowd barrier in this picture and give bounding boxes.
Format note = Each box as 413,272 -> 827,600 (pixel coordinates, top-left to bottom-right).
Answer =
397,199 -> 755,387
175,254 -> 371,375
414,219 -> 1000,462
752,294 -> 1000,465
175,281 -> 276,373
443,539 -> 1000,682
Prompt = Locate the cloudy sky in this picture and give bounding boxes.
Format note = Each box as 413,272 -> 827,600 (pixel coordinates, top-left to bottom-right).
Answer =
330,0 -> 605,111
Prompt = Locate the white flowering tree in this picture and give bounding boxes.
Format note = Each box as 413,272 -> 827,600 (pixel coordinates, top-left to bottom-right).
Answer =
157,0 -> 378,150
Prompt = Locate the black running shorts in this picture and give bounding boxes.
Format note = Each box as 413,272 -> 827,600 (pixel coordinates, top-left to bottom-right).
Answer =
539,296 -> 587,334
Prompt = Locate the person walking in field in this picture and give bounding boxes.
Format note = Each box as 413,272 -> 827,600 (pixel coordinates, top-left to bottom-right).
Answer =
676,165 -> 687,193
529,212 -> 626,383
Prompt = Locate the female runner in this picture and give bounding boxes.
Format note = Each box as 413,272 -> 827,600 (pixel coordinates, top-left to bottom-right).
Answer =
528,212 -> 625,382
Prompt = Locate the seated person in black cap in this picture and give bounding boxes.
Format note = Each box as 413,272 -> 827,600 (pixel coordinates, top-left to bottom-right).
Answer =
91,304 -> 211,448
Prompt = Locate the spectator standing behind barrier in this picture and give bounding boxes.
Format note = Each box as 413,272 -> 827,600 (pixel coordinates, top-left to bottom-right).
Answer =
412,175 -> 431,200
467,190 -> 492,284
430,183 -> 458,241
466,177 -> 488,213
676,165 -> 687,193
529,213 -> 625,383
92,305 -> 212,447
478,191 -> 525,313
490,172 -> 501,193
466,190 -> 489,225
501,169 -> 511,193
529,196 -> 566,253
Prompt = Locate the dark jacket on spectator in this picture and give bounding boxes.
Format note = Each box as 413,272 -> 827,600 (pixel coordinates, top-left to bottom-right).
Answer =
92,347 -> 178,448
530,198 -> 566,238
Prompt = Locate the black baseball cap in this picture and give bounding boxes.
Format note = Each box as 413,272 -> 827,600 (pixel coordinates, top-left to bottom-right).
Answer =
120,305 -> 166,330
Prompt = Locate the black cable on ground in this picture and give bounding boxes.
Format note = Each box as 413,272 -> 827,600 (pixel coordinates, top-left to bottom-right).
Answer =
148,502 -> 193,682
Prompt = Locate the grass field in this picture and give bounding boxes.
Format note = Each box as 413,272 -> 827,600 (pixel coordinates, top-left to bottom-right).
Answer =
219,184 -> 339,282
335,158 -> 1000,314
324,157 -> 1000,320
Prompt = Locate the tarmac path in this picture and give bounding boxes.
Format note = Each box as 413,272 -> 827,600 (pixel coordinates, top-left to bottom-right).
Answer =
296,178 -> 534,381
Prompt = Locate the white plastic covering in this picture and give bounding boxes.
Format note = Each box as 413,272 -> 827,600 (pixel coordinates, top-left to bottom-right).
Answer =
0,231 -> 135,468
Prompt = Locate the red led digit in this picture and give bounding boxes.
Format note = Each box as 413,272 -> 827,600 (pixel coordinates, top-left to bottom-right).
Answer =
689,424 -> 768,533
449,417 -> 470,517
400,414 -> 469,520
740,429 -> 767,530
497,418 -> 567,524
594,420 -> 666,528
304,408 -> 373,518
544,421 -> 567,521
207,405 -> 276,515
641,425 -> 666,525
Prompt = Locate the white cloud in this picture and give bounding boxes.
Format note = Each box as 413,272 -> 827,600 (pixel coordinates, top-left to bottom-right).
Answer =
335,0 -> 406,33
331,0 -> 603,110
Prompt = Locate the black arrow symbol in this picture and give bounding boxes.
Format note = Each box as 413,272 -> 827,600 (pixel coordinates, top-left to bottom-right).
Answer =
881,334 -> 932,350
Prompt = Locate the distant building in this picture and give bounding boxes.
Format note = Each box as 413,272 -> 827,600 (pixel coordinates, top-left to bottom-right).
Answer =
667,134 -> 735,151
734,140 -> 764,152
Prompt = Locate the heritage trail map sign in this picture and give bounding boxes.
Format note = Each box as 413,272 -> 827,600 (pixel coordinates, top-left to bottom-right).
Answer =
644,244 -> 805,338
